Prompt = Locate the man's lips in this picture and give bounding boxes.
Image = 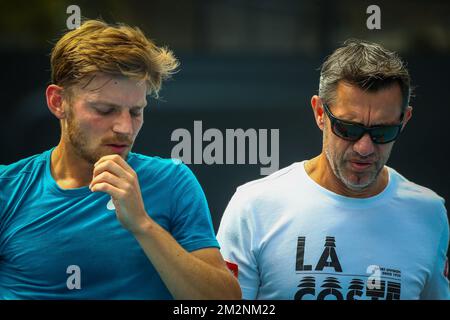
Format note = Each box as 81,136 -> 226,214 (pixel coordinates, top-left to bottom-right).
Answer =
105,144 -> 129,152
105,144 -> 129,147
348,160 -> 373,171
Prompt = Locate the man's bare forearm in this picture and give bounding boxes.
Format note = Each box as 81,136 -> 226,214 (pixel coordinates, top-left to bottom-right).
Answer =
133,217 -> 242,300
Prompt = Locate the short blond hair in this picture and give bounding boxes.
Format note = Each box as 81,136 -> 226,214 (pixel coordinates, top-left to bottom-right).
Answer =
51,19 -> 179,97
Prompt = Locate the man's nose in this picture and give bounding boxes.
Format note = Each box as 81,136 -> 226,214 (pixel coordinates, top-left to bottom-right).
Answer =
352,133 -> 375,157
112,111 -> 133,136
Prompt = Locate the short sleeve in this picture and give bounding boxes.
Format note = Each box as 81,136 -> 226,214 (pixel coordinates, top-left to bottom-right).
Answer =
420,210 -> 450,300
217,189 -> 260,299
169,163 -> 219,252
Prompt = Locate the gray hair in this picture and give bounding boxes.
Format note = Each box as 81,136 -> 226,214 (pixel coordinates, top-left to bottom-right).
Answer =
319,39 -> 411,111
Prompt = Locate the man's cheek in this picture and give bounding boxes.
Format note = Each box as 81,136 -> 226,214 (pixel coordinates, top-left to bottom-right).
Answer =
134,121 -> 144,137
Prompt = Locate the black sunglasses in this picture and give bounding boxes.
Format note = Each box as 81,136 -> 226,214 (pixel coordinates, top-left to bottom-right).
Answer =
322,103 -> 404,144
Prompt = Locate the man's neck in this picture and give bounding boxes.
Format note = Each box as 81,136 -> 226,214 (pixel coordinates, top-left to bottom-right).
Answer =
50,142 -> 94,189
304,153 -> 388,198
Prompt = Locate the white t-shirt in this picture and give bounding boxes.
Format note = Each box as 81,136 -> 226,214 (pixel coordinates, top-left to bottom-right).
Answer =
217,161 -> 450,300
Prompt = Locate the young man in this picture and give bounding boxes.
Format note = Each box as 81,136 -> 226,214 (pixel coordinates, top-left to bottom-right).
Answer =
217,39 -> 449,300
0,20 -> 241,300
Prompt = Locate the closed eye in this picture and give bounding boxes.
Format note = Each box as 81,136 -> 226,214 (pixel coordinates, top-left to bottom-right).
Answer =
91,103 -> 145,117
130,109 -> 143,117
95,108 -> 114,115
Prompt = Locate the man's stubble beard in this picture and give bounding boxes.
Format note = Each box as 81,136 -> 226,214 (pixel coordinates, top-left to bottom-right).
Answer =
66,113 -> 101,164
323,123 -> 387,191
65,111 -> 132,165
324,147 -> 383,191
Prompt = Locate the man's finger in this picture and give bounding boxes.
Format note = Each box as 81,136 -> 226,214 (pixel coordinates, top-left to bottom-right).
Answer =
90,181 -> 125,199
90,171 -> 125,190
95,154 -> 133,174
93,159 -> 131,181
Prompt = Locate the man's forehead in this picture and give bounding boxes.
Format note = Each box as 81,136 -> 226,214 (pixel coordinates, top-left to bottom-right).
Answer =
86,98 -> 148,108
336,81 -> 402,100
84,74 -> 145,90
74,74 -> 148,106
335,82 -> 402,107
331,82 -> 403,124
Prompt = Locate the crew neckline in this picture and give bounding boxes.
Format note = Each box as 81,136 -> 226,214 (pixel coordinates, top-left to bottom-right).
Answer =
44,147 -> 93,196
44,148 -> 138,196
299,160 -> 395,209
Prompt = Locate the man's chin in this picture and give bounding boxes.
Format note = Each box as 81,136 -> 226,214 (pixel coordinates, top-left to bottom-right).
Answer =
345,182 -> 372,191
100,145 -> 132,159
102,151 -> 130,160
343,174 -> 377,191
81,151 -> 129,165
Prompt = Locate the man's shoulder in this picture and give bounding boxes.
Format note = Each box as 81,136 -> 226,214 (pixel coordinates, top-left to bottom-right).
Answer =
128,152 -> 181,167
389,167 -> 445,202
389,167 -> 446,214
0,150 -> 49,181
233,162 -> 304,199
128,152 -> 193,181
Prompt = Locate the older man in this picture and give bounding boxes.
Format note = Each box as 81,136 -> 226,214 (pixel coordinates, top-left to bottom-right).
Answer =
217,39 -> 449,300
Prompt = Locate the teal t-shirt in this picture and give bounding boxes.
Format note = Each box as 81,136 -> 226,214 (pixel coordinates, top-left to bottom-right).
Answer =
0,149 -> 219,299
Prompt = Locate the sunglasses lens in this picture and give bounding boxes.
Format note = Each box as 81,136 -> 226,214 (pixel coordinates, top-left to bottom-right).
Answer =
325,103 -> 402,144
370,126 -> 401,144
333,122 -> 363,141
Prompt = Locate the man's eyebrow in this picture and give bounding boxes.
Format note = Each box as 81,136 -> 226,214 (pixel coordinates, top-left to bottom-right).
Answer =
88,101 -> 147,108
332,111 -> 359,122
339,116 -> 400,127
334,110 -> 402,126
371,120 -> 402,126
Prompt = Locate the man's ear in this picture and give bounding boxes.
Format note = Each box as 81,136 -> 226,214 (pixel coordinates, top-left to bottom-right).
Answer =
401,106 -> 413,131
46,85 -> 67,120
311,95 -> 325,131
